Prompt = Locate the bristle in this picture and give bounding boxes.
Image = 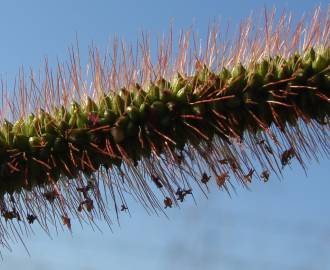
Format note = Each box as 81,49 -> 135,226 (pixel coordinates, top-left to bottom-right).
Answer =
0,6 -> 329,250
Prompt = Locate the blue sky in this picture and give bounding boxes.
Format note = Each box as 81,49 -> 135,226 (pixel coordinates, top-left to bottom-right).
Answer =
0,1 -> 329,269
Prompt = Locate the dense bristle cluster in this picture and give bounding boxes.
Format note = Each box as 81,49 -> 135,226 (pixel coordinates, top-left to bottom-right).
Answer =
0,7 -> 329,250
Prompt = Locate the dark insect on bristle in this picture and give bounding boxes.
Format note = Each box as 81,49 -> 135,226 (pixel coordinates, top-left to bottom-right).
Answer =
281,148 -> 296,167
151,174 -> 163,188
62,215 -> 71,230
261,170 -> 270,182
27,214 -> 37,224
201,173 -> 211,185
120,204 -> 128,212
2,209 -> 21,222
175,188 -> 193,202
164,197 -> 173,208
244,169 -> 255,183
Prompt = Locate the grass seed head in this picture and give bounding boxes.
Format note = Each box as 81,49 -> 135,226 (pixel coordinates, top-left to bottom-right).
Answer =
0,6 -> 329,250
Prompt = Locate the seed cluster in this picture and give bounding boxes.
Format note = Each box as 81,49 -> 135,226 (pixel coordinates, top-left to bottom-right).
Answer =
0,47 -> 328,194
0,7 -> 328,250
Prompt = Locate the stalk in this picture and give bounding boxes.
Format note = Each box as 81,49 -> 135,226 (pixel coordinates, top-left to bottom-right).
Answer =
0,7 -> 329,249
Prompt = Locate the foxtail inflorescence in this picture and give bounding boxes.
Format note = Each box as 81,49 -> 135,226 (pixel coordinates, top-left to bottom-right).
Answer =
0,7 -> 329,249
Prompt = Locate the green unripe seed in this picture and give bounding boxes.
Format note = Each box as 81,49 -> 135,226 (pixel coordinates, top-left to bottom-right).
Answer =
13,135 -> 30,151
70,101 -> 80,113
160,116 -> 171,128
312,55 -> 328,73
176,85 -> 191,103
56,106 -> 69,122
139,103 -> 150,121
126,121 -> 138,137
322,47 -> 330,61
68,113 -> 77,127
116,115 -> 130,129
247,72 -> 263,89
111,127 -> 125,143
13,118 -> 24,134
133,90 -> 146,107
2,120 -> 14,144
44,118 -> 56,135
38,110 -> 46,123
29,136 -> 41,147
53,137 -> 67,153
99,94 -> 112,112
166,101 -> 177,113
39,147 -> 50,160
26,114 -> 34,125
101,110 -> 117,125
232,63 -> 246,78
171,73 -> 185,94
58,120 -> 69,132
147,83 -> 160,102
159,89 -> 173,102
277,63 -> 290,80
258,59 -> 269,77
288,52 -> 302,70
118,88 -> 132,105
69,128 -> 90,145
196,65 -> 211,83
43,133 -> 56,148
192,104 -> 206,116
150,101 -> 167,117
325,75 -> 330,90
219,68 -> 231,83
293,68 -> 308,83
180,106 -> 192,116
225,64 -> 247,95
85,97 -> 98,113
264,71 -> 276,84
112,94 -> 125,115
126,106 -> 140,123
0,132 -> 7,147
156,78 -> 170,90
304,47 -> 316,63
76,112 -> 88,128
